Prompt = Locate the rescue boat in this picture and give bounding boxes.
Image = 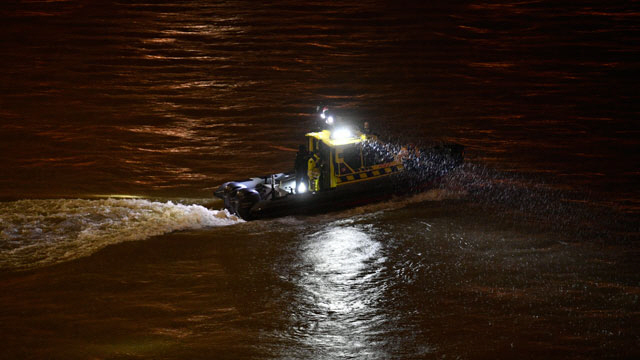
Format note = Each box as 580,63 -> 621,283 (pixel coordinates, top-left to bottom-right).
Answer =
214,119 -> 463,220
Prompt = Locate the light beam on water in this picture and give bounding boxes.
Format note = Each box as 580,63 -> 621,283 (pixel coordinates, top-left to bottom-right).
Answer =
293,224 -> 392,358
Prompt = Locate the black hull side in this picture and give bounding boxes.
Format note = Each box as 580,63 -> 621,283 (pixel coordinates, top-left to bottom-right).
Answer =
214,143 -> 463,220
250,175 -> 405,220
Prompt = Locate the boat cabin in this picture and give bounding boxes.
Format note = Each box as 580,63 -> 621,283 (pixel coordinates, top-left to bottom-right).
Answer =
303,129 -> 404,192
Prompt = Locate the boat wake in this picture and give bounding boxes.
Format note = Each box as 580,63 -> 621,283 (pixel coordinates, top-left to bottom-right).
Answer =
0,198 -> 242,270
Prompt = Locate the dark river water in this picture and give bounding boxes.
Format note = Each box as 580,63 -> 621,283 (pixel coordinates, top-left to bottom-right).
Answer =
1,1 -> 639,358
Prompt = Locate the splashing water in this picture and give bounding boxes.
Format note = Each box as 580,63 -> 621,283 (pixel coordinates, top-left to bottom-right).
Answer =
0,198 -> 242,270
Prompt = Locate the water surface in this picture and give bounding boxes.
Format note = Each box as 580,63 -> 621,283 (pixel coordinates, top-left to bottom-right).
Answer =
0,1 -> 638,358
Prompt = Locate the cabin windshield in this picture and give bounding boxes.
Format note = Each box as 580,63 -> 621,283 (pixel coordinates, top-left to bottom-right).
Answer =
342,144 -> 362,171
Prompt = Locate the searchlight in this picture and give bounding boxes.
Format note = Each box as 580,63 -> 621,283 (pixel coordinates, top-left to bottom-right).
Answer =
326,115 -> 334,125
297,182 -> 307,194
331,127 -> 352,141
320,106 -> 334,126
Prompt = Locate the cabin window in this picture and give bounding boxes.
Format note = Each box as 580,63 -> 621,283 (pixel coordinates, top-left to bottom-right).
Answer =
318,141 -> 330,164
342,144 -> 362,170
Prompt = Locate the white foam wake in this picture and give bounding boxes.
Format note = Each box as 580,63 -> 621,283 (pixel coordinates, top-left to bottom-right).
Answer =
0,198 -> 242,270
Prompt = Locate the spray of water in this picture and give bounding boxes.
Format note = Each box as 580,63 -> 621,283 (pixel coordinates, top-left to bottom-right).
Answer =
0,198 -> 242,270
344,137 -> 637,241
442,163 -> 639,242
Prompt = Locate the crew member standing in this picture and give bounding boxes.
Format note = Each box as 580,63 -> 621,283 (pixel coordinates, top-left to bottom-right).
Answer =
294,145 -> 309,193
363,121 -> 371,135
308,152 -> 322,192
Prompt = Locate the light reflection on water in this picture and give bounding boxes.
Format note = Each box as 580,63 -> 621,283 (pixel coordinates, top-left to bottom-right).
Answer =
292,224 -> 395,358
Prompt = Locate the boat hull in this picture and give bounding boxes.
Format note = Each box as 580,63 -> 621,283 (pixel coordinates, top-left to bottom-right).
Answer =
214,143 -> 463,220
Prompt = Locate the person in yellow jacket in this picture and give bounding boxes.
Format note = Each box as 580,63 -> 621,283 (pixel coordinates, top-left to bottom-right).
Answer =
307,153 -> 322,192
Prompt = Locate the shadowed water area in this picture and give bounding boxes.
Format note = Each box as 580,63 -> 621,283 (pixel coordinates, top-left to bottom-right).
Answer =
0,0 -> 638,359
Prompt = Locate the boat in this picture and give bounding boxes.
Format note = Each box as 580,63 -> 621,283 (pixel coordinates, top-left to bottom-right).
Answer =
214,111 -> 464,220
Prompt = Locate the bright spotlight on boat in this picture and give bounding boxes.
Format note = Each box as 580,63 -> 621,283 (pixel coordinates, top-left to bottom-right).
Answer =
326,116 -> 334,125
297,182 -> 307,194
320,112 -> 326,119
332,127 -> 352,141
